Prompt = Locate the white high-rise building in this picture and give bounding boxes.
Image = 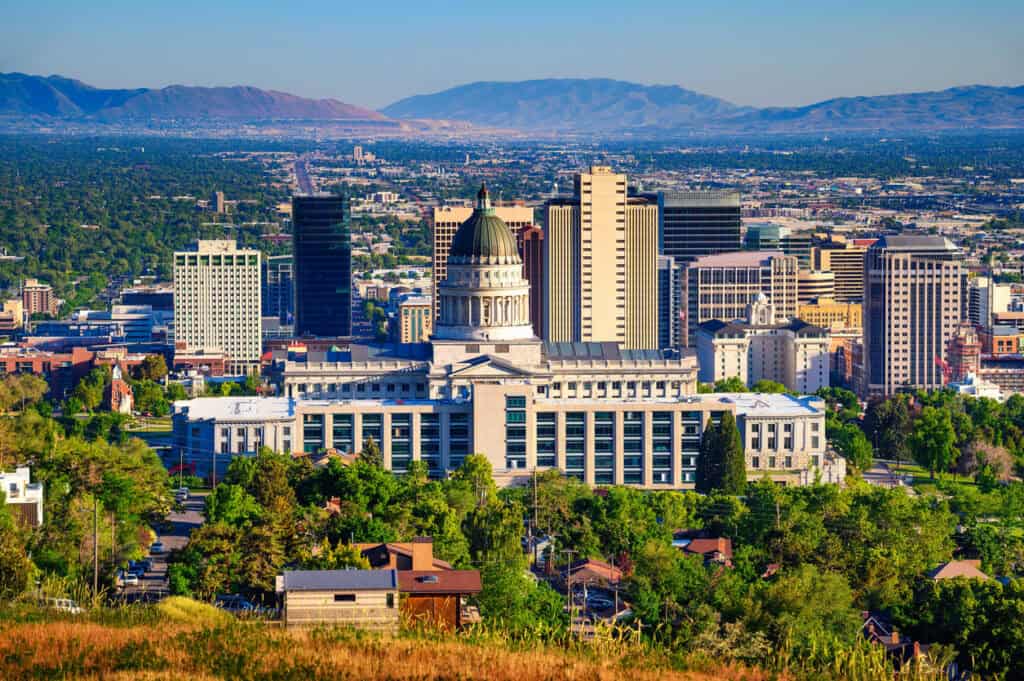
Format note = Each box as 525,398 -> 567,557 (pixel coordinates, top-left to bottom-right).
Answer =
173,240 -> 261,373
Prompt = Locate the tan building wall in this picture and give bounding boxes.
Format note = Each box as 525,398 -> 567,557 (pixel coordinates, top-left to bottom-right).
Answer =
797,298 -> 863,329
284,588 -> 398,629
398,301 -> 432,343
813,245 -> 866,302
543,167 -> 657,349
797,269 -> 835,304
431,204 -> 533,321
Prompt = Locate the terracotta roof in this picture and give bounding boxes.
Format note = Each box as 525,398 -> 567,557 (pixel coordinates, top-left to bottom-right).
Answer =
927,560 -> 990,580
566,559 -> 622,585
682,538 -> 734,561
397,570 -> 481,595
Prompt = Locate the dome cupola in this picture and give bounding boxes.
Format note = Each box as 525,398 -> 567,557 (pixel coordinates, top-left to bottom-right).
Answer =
448,184 -> 521,265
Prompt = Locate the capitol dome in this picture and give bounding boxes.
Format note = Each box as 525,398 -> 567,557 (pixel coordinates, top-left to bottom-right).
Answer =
449,184 -> 521,265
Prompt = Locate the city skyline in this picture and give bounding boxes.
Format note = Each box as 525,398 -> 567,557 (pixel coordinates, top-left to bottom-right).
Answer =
2,0 -> 1021,109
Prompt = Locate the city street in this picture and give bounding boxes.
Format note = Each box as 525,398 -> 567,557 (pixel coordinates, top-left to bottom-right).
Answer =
119,492 -> 206,602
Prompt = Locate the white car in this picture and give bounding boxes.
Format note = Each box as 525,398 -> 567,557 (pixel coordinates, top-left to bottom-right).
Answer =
122,573 -> 139,586
150,541 -> 165,554
175,487 -> 189,501
46,598 -> 83,615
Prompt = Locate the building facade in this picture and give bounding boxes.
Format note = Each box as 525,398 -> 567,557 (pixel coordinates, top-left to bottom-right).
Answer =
744,223 -> 812,266
544,166 -> 658,349
650,191 -> 742,264
684,251 -> 800,347
968,276 -> 1011,329
864,235 -> 966,396
695,296 -> 830,394
431,203 -> 533,323
797,298 -> 863,330
292,194 -> 352,338
798,269 -> 835,304
22,279 -> 58,317
397,296 -> 432,344
262,254 -> 294,323
516,225 -> 545,337
658,255 -> 682,351
812,242 -> 867,303
173,240 -> 261,373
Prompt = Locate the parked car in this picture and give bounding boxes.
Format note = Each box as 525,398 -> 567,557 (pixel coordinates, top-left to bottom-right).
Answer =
215,594 -> 256,614
175,487 -> 189,501
586,595 -> 615,611
122,573 -> 139,586
45,598 -> 83,614
149,541 -> 165,554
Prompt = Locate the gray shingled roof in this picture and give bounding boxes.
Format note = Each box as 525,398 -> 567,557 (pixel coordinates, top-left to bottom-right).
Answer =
543,341 -> 667,361
282,569 -> 397,591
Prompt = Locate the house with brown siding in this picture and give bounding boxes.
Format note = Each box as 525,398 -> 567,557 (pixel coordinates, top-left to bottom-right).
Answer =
397,570 -> 482,630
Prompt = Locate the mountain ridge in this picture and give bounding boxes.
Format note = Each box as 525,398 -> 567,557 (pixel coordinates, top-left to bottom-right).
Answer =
383,78 -> 1024,133
0,72 -> 384,121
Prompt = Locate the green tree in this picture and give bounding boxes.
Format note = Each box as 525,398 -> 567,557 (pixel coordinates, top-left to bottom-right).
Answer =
70,366 -> 111,412
0,499 -> 33,599
712,377 -> 748,393
909,406 -> 957,479
358,437 -> 382,466
864,396 -> 911,462
831,423 -> 873,471
751,379 -> 787,394
138,354 -> 168,381
205,484 -> 263,526
719,412 -> 747,494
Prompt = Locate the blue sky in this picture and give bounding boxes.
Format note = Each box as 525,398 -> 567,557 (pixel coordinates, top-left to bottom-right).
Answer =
2,0 -> 1021,109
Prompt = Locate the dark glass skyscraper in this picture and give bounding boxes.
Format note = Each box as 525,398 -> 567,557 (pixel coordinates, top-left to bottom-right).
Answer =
647,191 -> 742,263
292,194 -> 351,337
262,254 -> 293,323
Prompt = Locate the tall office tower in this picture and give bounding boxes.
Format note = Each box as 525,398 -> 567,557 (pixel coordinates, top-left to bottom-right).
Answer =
431,203 -> 533,322
173,240 -> 261,373
744,223 -> 813,266
684,251 -> 799,346
812,242 -> 869,302
262,254 -> 294,323
516,225 -> 545,337
864,236 -> 966,397
211,191 -> 226,214
652,191 -> 741,264
657,255 -> 682,351
21,279 -> 58,316
968,276 -> 1011,328
797,269 -> 835,304
544,166 -> 658,349
292,194 -> 352,337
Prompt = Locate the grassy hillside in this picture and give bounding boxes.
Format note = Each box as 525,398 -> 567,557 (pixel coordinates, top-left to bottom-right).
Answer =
0,606 -> 764,681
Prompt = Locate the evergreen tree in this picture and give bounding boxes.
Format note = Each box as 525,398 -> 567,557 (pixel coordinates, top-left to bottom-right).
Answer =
696,419 -> 721,493
358,437 -> 382,466
719,412 -> 747,495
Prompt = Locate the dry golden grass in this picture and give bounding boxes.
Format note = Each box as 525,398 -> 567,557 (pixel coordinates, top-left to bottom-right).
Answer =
0,619 -> 770,681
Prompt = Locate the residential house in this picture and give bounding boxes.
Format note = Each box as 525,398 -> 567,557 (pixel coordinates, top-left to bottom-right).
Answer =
0,467 -> 43,527
355,537 -> 453,571
928,560 -> 990,581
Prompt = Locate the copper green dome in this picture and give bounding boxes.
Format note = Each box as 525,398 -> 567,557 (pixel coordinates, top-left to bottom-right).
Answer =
449,184 -> 521,265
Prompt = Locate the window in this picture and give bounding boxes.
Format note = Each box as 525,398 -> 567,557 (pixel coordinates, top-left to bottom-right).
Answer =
333,594 -> 356,603
386,593 -> 395,608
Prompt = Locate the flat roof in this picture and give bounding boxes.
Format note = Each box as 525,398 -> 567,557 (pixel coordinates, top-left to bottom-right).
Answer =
714,393 -> 824,417
283,569 -> 397,591
173,397 -> 295,421
689,250 -> 787,268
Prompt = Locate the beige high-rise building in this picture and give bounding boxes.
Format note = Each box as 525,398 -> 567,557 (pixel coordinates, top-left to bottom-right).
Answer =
543,166 -> 658,349
798,298 -> 862,330
173,240 -> 261,373
431,203 -> 533,321
812,242 -> 868,302
22,279 -> 58,317
864,235 -> 966,396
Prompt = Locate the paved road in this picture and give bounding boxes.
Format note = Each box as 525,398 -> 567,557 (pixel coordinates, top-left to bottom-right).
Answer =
863,460 -> 916,494
295,156 -> 314,194
119,493 -> 206,602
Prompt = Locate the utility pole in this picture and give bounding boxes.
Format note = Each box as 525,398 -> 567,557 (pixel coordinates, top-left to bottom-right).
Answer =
93,494 -> 99,596
532,472 -> 539,566
211,450 -> 217,488
179,448 -> 184,490
562,549 -> 577,616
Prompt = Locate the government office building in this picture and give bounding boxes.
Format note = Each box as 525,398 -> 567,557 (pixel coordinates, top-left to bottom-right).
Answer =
173,187 -> 838,488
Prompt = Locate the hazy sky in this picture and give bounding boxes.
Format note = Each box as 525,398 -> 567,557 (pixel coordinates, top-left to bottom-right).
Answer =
3,0 -> 1022,109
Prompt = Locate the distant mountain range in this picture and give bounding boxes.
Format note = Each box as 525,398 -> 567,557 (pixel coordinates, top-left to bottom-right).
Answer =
2,72 -> 1022,134
0,72 -> 383,121
383,78 -> 1024,133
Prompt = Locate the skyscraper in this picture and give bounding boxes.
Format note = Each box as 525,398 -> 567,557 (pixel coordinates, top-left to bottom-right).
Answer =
173,240 -> 261,373
516,225 -> 545,337
292,194 -> 352,338
684,251 -> 799,347
262,254 -> 293,323
744,223 -> 812,266
657,255 -> 682,351
431,203 -> 533,322
653,191 -> 742,264
864,235 -> 966,396
544,166 -> 658,349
